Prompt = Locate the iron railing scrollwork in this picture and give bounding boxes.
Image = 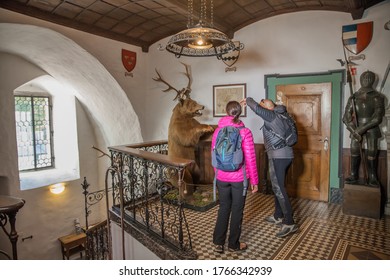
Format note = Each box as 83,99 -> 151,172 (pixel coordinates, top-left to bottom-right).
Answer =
81,177 -> 111,260
108,141 -> 196,258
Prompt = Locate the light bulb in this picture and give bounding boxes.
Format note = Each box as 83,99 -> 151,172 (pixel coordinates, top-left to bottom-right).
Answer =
49,183 -> 65,194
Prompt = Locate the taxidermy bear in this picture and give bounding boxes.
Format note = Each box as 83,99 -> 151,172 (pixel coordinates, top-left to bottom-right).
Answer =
154,63 -> 214,198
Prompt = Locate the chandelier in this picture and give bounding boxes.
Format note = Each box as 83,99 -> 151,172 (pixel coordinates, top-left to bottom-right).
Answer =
166,0 -> 238,58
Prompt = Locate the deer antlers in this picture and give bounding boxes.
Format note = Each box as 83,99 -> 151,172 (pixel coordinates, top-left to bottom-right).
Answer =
153,62 -> 192,101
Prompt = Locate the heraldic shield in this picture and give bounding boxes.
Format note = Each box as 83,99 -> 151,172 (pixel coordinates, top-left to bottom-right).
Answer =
342,21 -> 373,55
221,41 -> 242,67
122,49 -> 136,72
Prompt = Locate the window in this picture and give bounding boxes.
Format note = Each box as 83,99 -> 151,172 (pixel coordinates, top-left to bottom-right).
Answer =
15,95 -> 54,171
15,76 -> 80,191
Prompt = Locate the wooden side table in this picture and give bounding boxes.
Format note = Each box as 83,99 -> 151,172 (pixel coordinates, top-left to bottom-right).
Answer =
58,232 -> 87,260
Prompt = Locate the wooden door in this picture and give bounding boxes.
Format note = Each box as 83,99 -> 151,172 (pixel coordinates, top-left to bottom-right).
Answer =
276,83 -> 332,201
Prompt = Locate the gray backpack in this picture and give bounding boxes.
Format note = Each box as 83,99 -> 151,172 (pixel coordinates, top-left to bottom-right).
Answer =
266,112 -> 298,148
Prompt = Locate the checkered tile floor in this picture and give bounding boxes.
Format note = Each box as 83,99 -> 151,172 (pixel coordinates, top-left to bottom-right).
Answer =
184,193 -> 390,260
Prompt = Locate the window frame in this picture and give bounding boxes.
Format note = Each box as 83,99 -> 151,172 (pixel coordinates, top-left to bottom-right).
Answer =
15,94 -> 55,172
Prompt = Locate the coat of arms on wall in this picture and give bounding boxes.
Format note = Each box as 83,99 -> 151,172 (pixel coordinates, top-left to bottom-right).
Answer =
122,49 -> 136,76
342,22 -> 373,55
220,41 -> 244,72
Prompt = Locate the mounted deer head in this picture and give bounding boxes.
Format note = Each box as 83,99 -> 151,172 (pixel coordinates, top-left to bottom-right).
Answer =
153,62 -> 192,101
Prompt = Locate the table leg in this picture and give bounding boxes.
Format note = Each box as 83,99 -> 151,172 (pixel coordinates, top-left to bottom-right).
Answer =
7,211 -> 20,260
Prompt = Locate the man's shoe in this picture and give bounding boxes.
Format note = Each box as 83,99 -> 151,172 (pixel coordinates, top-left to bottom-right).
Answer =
276,224 -> 299,238
265,216 -> 283,226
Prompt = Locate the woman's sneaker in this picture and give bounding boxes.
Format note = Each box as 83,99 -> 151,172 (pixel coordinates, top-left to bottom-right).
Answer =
264,216 -> 283,226
214,244 -> 224,253
276,224 -> 299,238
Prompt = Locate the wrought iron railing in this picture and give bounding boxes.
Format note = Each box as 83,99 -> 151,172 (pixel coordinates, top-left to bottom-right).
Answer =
84,220 -> 109,260
81,177 -> 111,260
107,141 -> 197,259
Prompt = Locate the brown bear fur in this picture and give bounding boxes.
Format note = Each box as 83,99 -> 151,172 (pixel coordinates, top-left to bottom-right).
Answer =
168,98 -> 214,198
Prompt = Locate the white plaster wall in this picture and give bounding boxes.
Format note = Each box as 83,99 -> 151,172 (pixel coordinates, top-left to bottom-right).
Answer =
0,1 -> 389,260
0,54 -> 45,196
146,2 -> 390,151
0,54 -> 103,259
0,9 -> 147,143
0,10 -> 144,259
0,23 -> 142,147
62,24 -> 148,139
111,223 -> 160,260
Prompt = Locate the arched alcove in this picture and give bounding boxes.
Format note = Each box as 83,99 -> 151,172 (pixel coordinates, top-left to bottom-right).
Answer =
0,23 -> 142,147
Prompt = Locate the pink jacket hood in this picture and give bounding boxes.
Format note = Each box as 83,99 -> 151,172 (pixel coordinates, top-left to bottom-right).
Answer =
211,116 -> 259,185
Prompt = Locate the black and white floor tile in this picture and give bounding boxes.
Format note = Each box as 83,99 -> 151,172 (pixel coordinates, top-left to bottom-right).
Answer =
184,192 -> 390,260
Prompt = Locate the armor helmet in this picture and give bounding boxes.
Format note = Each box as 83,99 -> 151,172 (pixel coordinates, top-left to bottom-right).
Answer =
360,71 -> 375,88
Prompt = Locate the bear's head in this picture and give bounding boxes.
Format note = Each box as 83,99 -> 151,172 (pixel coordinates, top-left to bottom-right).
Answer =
174,98 -> 205,117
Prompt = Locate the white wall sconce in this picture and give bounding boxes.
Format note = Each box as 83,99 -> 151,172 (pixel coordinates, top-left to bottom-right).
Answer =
49,183 -> 65,194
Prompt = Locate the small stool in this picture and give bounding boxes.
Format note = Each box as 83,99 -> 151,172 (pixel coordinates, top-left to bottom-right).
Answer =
58,232 -> 87,260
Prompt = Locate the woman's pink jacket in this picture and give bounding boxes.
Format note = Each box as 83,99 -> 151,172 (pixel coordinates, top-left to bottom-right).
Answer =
211,116 -> 259,186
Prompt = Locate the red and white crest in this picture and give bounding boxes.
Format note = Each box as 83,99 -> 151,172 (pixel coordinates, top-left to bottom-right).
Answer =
121,49 -> 136,72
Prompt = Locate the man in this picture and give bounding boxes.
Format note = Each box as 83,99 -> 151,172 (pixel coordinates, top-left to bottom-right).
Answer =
343,70 -> 385,187
241,98 -> 298,238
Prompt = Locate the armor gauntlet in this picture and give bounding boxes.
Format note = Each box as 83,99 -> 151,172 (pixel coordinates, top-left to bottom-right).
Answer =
342,97 -> 361,141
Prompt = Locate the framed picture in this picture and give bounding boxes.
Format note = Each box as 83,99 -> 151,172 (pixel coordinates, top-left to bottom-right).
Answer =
213,83 -> 246,117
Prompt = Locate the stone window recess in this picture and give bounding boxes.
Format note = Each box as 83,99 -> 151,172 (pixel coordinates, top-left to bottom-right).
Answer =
14,75 -> 80,190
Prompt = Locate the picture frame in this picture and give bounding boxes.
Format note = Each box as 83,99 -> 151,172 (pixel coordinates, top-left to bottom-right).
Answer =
213,83 -> 247,117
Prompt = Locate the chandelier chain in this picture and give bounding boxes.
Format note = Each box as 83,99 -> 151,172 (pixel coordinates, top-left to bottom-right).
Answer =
188,0 -> 193,28
210,0 -> 213,27
200,0 -> 206,25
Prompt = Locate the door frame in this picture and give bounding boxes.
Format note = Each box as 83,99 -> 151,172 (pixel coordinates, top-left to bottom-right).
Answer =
265,69 -> 345,202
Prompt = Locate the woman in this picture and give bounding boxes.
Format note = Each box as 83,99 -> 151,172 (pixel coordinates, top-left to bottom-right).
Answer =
212,101 -> 258,253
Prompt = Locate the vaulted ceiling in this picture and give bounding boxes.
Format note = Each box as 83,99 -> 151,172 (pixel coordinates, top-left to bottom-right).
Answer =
0,0 -> 385,52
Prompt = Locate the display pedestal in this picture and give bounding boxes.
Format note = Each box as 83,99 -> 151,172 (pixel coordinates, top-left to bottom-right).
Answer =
0,195 -> 25,260
343,183 -> 381,219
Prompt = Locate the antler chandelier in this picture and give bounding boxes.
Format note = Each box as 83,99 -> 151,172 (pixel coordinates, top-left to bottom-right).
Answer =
166,0 -> 237,58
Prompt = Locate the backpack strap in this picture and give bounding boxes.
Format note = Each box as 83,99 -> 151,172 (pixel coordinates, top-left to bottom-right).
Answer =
242,163 -> 247,196
213,170 -> 218,201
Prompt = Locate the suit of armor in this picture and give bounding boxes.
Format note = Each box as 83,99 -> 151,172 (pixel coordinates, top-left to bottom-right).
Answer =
342,71 -> 385,186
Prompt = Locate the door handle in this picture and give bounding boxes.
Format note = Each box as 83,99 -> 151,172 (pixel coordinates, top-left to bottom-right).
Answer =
318,137 -> 329,151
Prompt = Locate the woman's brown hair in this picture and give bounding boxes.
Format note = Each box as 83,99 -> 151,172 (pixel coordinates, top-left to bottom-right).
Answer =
226,101 -> 242,124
